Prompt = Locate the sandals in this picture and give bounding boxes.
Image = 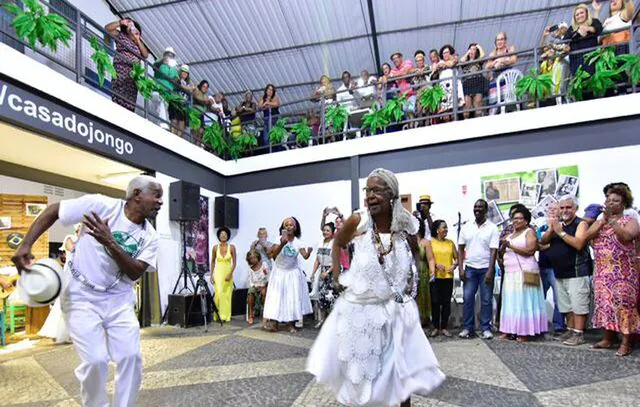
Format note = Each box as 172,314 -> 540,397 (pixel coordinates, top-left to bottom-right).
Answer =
593,340 -> 613,350
429,329 -> 439,338
441,329 -> 452,338
248,317 -> 255,325
616,344 -> 633,357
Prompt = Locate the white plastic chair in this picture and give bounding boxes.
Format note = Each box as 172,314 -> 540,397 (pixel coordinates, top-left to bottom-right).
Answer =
496,68 -> 523,114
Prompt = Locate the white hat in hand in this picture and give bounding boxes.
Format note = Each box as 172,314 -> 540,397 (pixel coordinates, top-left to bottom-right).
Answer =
17,258 -> 63,307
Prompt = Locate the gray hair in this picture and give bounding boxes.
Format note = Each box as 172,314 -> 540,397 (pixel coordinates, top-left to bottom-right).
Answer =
558,194 -> 579,208
367,168 -> 418,235
126,175 -> 159,199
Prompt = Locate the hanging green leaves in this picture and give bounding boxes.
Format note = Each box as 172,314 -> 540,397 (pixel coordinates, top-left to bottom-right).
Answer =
324,104 -> 349,133
567,66 -> 591,102
585,46 -> 618,72
584,69 -> 620,98
268,118 -> 288,145
617,54 -> 640,85
4,0 -> 72,52
89,36 -> 117,87
382,93 -> 407,122
418,84 -> 445,113
130,62 -> 157,99
514,68 -> 553,103
202,122 -> 226,155
187,107 -> 202,130
362,104 -> 390,135
157,87 -> 184,112
291,118 -> 312,145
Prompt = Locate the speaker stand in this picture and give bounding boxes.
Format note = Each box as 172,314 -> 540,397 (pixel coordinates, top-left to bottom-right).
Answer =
162,222 -> 222,326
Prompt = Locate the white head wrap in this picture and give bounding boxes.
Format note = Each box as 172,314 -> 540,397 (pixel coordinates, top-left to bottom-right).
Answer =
367,168 -> 418,235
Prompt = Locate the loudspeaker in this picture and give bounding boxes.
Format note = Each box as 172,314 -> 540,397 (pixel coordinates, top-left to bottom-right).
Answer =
169,181 -> 200,221
215,195 -> 239,229
167,293 -> 212,327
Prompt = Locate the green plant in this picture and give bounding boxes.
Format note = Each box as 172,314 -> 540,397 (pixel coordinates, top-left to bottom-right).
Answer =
567,66 -> 591,102
382,93 -> 408,122
89,36 -> 116,87
157,87 -> 184,112
617,53 -> 640,85
584,69 -> 620,98
585,46 -> 618,72
361,104 -> 390,134
418,84 -> 445,113
291,118 -> 312,145
228,131 -> 258,161
514,68 -> 553,103
187,107 -> 202,130
268,118 -> 288,145
324,104 -> 349,132
202,122 -> 226,155
130,62 -> 157,99
4,0 -> 71,52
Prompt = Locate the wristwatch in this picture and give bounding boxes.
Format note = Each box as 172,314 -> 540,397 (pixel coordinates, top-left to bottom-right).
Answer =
559,232 -> 567,239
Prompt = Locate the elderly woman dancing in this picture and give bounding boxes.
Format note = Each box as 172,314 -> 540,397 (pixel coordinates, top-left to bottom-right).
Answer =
307,168 -> 445,407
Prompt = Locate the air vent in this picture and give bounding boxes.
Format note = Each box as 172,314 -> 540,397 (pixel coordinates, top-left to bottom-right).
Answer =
43,185 -> 54,195
54,187 -> 64,197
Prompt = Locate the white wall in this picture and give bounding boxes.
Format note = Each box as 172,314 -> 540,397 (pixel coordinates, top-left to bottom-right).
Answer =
231,180 -> 352,289
0,174 -> 87,243
359,144 -> 640,237
154,172 -> 220,315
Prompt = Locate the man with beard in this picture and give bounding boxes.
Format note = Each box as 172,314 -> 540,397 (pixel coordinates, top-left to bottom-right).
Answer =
12,175 -> 163,407
458,199 -> 500,339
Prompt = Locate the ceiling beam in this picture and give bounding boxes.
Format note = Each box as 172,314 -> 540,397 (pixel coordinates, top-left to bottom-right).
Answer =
366,0 -> 382,75
116,0 -> 190,14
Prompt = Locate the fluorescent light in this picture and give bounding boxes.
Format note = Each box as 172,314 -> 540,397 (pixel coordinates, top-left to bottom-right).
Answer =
98,171 -> 142,185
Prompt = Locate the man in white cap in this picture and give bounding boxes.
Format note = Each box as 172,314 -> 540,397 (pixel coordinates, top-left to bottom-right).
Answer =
12,175 -> 163,407
151,46 -> 179,130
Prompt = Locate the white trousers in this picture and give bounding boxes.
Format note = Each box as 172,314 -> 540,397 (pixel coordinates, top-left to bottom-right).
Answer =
66,297 -> 142,407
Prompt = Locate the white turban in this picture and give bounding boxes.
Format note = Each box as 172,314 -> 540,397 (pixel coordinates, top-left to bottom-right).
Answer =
367,168 -> 418,235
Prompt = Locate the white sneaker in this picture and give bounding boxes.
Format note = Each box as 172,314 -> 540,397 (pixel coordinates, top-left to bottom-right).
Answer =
458,329 -> 472,338
481,330 -> 494,339
295,320 -> 304,328
314,320 -> 324,329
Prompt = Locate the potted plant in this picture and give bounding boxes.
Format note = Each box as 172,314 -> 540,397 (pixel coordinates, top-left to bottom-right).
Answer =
4,0 -> 71,52
515,68 -> 553,107
324,104 -> 349,133
202,122 -> 226,156
268,118 -> 289,145
382,93 -> 408,123
418,84 -> 445,114
291,118 -> 312,146
617,53 -> 640,85
567,66 -> 591,102
229,130 -> 258,160
361,104 -> 390,136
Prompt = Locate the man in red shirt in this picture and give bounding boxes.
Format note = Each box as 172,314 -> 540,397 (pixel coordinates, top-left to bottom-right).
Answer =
390,52 -> 416,117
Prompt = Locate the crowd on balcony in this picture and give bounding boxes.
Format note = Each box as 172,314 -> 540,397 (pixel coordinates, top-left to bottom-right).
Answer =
102,0 -> 638,154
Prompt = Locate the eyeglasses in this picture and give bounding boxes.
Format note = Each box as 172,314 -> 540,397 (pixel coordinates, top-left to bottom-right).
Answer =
363,186 -> 389,195
511,216 -> 525,221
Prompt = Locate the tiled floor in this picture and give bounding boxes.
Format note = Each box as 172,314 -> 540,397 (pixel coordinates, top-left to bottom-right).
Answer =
1,320 -> 638,406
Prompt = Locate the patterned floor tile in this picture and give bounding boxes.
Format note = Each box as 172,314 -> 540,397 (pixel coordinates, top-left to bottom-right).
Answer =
429,377 -> 543,407
140,334 -> 227,369
136,372 -> 314,407
147,334 -> 308,371
142,357 -> 306,390
236,327 -> 315,349
431,339 -> 529,391
534,374 -> 640,407
0,357 -> 70,406
485,339 -> 640,392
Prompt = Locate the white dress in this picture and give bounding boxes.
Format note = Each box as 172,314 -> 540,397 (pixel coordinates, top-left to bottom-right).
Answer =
263,239 -> 313,322
307,210 -> 445,406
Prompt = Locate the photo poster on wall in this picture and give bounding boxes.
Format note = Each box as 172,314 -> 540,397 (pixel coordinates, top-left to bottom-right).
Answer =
184,196 -> 210,275
481,165 -> 579,224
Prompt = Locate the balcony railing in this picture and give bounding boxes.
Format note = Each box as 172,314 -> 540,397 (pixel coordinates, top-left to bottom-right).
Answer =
1,0 -> 639,160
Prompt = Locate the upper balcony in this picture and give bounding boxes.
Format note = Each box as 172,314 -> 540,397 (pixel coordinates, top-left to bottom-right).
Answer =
1,0 -> 639,178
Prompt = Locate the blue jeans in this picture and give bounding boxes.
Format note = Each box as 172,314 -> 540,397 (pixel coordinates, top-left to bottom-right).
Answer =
463,266 -> 493,332
540,267 -> 565,332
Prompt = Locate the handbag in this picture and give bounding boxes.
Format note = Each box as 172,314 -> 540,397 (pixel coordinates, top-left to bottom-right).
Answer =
510,233 -> 541,287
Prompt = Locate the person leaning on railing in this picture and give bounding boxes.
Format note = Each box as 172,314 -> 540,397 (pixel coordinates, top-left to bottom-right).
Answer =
539,23 -> 570,102
378,63 -> 396,104
171,64 -> 194,138
259,84 -> 281,149
105,18 -> 149,112
311,75 -> 336,103
597,0 -> 635,95
191,80 -> 212,145
564,3 -> 603,85
436,45 -> 463,124
460,43 -> 487,119
485,31 -> 518,113
412,50 -> 430,126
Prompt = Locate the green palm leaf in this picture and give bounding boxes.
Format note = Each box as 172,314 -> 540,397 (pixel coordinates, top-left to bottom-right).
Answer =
89,36 -> 117,87
514,68 -> 552,103
130,62 -> 157,99
418,84 -> 445,113
291,118 -> 312,145
362,104 -> 390,134
382,93 -> 407,123
617,54 -> 640,85
202,122 -> 226,155
186,107 -> 202,130
269,118 -> 288,145
4,0 -> 72,52
568,66 -> 591,102
585,46 -> 618,71
325,104 -> 349,132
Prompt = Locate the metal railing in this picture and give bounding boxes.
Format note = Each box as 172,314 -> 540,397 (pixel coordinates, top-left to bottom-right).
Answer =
1,0 -> 639,160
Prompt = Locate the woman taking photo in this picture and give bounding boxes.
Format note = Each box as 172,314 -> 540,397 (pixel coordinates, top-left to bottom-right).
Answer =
564,4 -> 603,79
499,207 -> 548,342
310,222 -> 336,328
263,217 -> 313,333
428,220 -> 458,337
210,227 -> 236,322
586,184 -> 640,356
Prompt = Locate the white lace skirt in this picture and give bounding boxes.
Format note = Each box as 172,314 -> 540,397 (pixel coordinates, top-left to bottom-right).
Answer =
307,295 -> 445,406
263,265 -> 312,322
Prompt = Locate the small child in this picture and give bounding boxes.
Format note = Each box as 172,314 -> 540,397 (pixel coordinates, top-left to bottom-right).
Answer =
246,250 -> 268,326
